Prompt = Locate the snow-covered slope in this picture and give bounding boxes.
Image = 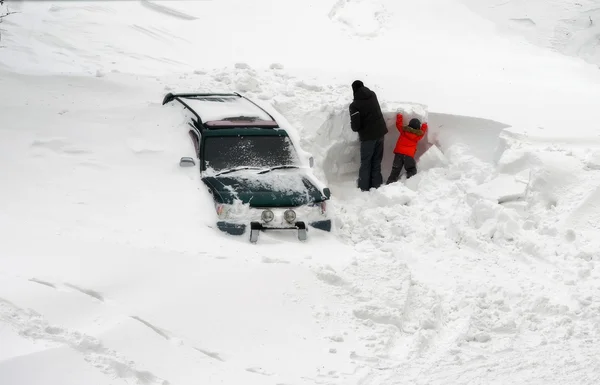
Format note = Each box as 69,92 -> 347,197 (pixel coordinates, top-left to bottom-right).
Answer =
460,0 -> 600,67
1,1 -> 600,385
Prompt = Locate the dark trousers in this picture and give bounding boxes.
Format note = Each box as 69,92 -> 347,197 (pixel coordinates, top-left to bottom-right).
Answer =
358,137 -> 384,191
386,153 -> 417,184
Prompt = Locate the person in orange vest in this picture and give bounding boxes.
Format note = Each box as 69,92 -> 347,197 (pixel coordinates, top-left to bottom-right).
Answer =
386,113 -> 428,184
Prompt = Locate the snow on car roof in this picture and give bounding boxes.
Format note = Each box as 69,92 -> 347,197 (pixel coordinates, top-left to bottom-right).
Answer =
182,95 -> 274,123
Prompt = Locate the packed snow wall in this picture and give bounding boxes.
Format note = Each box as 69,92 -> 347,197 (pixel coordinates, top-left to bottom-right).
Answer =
310,103 -> 511,186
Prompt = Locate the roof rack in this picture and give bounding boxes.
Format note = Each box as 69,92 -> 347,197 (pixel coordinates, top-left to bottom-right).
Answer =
162,92 -> 278,133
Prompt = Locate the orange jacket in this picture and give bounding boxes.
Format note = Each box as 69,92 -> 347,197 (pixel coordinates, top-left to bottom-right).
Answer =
393,114 -> 428,157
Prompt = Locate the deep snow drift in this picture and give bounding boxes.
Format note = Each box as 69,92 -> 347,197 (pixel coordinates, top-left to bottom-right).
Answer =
1,1 -> 600,385
460,0 -> 600,67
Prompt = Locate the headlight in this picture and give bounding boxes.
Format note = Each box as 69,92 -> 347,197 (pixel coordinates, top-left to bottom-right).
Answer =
319,201 -> 326,214
216,203 -> 229,219
261,209 -> 274,223
284,209 -> 296,223
311,201 -> 327,214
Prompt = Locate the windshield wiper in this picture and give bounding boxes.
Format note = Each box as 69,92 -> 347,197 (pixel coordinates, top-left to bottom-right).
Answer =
216,166 -> 265,176
257,165 -> 301,174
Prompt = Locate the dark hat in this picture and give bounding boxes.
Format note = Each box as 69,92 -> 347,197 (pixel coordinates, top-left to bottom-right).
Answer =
351,80 -> 364,93
408,118 -> 421,130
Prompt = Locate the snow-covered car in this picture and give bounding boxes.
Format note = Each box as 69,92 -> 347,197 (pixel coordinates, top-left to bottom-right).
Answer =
163,92 -> 332,243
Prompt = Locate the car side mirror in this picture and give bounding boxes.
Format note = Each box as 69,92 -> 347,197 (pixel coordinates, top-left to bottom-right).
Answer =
309,156 -> 314,168
323,187 -> 331,199
179,157 -> 196,167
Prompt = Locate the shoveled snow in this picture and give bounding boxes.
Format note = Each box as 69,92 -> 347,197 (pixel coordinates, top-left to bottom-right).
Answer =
1,1 -> 600,385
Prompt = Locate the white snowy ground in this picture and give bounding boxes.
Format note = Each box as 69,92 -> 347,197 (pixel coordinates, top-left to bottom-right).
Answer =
459,0 -> 600,67
1,1 -> 600,385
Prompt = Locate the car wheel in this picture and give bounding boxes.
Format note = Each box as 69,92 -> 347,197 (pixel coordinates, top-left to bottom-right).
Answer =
249,222 -> 261,243
297,222 -> 308,241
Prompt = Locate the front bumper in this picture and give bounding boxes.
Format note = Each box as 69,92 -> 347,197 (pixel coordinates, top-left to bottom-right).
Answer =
215,203 -> 330,235
217,219 -> 332,235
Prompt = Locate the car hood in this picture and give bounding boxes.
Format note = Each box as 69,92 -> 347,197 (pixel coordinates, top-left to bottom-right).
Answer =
202,172 -> 326,207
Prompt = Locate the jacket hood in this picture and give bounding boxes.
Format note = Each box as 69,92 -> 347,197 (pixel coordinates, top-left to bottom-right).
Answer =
353,86 -> 374,101
403,126 -> 424,136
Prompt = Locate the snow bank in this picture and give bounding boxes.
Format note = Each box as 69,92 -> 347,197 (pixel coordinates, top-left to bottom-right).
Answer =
304,102 -> 510,188
310,102 -> 428,185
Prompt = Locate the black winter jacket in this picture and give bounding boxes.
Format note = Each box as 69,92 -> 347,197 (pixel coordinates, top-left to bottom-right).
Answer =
349,86 -> 388,142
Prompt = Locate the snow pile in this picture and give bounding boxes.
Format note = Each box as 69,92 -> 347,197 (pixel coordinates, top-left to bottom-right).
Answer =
276,70 -> 600,383
466,173 -> 529,204
312,136 -> 600,383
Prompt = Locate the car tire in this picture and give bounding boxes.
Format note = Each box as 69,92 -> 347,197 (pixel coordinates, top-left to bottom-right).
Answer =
297,222 -> 308,241
249,221 -> 261,243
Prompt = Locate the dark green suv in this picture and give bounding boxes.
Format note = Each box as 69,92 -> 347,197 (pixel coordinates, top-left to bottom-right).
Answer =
163,92 -> 332,243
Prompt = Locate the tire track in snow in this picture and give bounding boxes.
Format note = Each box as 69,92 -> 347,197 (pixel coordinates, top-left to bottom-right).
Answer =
29,278 -> 57,288
0,297 -> 169,385
30,278 -> 236,362
26,277 -> 229,364
64,282 -> 106,302
26,277 -> 316,380
139,0 -> 198,21
130,316 -> 172,340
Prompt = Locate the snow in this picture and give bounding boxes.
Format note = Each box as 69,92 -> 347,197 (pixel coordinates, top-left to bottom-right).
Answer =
178,95 -> 274,123
1,0 -> 600,385
467,173 -> 529,204
459,0 -> 600,67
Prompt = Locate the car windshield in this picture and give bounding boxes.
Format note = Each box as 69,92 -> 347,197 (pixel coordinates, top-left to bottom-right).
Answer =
203,135 -> 301,172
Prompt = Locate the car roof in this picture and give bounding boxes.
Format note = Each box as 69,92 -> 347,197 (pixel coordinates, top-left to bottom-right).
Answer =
162,92 -> 282,132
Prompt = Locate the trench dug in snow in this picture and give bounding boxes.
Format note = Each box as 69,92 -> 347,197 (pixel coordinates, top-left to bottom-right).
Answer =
312,103 -> 512,195
300,100 -> 600,245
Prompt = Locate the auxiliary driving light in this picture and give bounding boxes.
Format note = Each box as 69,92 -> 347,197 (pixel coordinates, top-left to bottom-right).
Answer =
261,209 -> 275,223
284,209 -> 296,223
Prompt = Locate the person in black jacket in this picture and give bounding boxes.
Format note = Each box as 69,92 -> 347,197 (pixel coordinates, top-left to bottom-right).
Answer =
349,80 -> 389,191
